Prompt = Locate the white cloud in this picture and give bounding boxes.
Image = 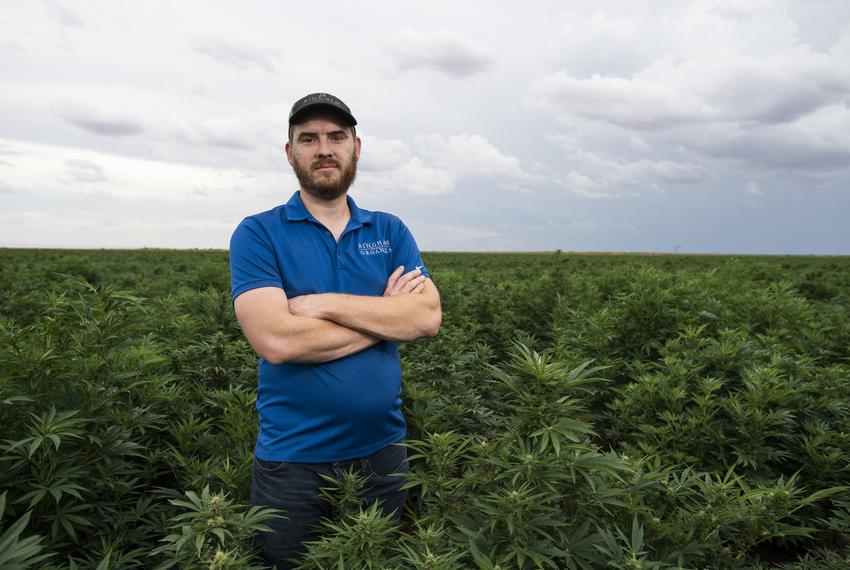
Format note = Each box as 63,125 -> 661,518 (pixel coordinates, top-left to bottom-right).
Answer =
387,29 -> 492,77
358,137 -> 412,172
528,71 -> 704,131
194,37 -> 279,72
745,181 -> 763,194
45,1 -> 84,29
629,135 -> 652,152
529,12 -> 850,186
63,159 -> 106,183
547,10 -> 667,78
417,134 -> 532,182
357,158 -> 455,197
355,133 -> 530,197
549,138 -> 711,198
354,136 -> 455,197
0,179 -> 21,194
0,207 -> 237,248
628,159 -> 711,185
0,138 -> 299,247
394,158 -> 456,196
830,24 -> 850,61
558,171 -> 621,200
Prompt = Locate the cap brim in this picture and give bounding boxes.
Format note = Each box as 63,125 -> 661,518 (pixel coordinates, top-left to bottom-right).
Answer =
289,104 -> 357,126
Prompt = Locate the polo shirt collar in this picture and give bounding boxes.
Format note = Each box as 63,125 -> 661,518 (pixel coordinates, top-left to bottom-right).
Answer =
347,194 -> 373,226
283,191 -> 310,221
284,191 -> 372,225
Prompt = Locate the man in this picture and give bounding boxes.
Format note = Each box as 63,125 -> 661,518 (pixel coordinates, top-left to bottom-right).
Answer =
229,92 -> 441,568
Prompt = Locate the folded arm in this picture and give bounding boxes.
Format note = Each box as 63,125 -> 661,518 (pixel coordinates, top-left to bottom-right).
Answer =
234,267 -> 430,364
288,267 -> 442,342
234,287 -> 378,364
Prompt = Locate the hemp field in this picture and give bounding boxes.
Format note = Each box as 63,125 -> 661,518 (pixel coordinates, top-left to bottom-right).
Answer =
1,249 -> 850,569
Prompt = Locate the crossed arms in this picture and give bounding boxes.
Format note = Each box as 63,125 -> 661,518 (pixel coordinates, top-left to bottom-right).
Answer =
234,266 -> 441,364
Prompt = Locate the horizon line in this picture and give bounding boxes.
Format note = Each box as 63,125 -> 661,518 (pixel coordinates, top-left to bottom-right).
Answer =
1,246 -> 848,258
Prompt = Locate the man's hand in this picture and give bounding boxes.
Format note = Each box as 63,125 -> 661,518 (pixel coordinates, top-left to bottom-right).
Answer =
288,266 -> 426,319
384,266 -> 426,296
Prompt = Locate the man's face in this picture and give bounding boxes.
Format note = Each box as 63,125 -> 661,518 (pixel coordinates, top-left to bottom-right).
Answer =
286,114 -> 361,201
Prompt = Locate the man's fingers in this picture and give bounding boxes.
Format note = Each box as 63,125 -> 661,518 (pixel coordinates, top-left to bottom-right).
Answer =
400,275 -> 426,294
394,268 -> 421,291
384,266 -> 405,296
384,266 -> 426,296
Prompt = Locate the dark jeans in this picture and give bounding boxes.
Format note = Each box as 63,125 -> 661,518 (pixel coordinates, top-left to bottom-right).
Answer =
250,442 -> 409,570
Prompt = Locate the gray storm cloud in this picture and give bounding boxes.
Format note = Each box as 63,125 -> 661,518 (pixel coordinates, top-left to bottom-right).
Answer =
1,1 -> 848,252
57,103 -> 145,137
529,47 -> 850,128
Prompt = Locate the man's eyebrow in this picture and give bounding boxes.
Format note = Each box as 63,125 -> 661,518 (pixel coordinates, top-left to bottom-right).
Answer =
296,129 -> 348,139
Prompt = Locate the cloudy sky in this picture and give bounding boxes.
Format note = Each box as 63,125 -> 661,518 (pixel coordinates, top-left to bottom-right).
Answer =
2,0 -> 849,253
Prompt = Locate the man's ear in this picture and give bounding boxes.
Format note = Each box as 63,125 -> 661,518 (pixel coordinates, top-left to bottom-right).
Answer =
354,136 -> 361,161
285,141 -> 294,165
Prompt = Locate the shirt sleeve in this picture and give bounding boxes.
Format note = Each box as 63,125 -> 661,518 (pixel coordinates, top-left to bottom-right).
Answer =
229,217 -> 284,301
390,216 -> 430,279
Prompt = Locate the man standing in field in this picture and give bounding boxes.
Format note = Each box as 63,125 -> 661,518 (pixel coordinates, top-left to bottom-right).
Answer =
229,92 -> 441,568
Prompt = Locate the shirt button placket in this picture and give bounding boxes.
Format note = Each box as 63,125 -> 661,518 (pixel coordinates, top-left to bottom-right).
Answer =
336,232 -> 344,270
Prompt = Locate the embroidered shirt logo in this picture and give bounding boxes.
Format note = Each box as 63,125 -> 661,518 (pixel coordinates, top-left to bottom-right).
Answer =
358,240 -> 392,256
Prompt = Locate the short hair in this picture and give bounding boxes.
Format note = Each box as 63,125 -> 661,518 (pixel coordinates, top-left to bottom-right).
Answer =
288,108 -> 357,142
288,123 -> 356,143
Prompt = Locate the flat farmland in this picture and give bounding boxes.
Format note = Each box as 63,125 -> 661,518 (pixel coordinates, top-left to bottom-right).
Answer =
1,249 -> 849,569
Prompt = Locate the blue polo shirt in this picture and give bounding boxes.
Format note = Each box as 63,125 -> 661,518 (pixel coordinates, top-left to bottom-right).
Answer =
229,191 -> 429,462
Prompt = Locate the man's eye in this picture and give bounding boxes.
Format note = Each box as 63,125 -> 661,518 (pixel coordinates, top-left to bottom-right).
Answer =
301,137 -> 317,144
331,135 -> 345,142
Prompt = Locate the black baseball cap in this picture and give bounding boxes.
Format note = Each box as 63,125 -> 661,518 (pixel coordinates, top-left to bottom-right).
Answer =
288,92 -> 357,126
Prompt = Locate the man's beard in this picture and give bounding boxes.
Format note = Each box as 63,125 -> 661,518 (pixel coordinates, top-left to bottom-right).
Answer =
292,151 -> 358,201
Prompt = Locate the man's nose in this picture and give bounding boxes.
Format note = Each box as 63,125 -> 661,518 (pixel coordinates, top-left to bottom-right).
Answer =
316,137 -> 333,157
